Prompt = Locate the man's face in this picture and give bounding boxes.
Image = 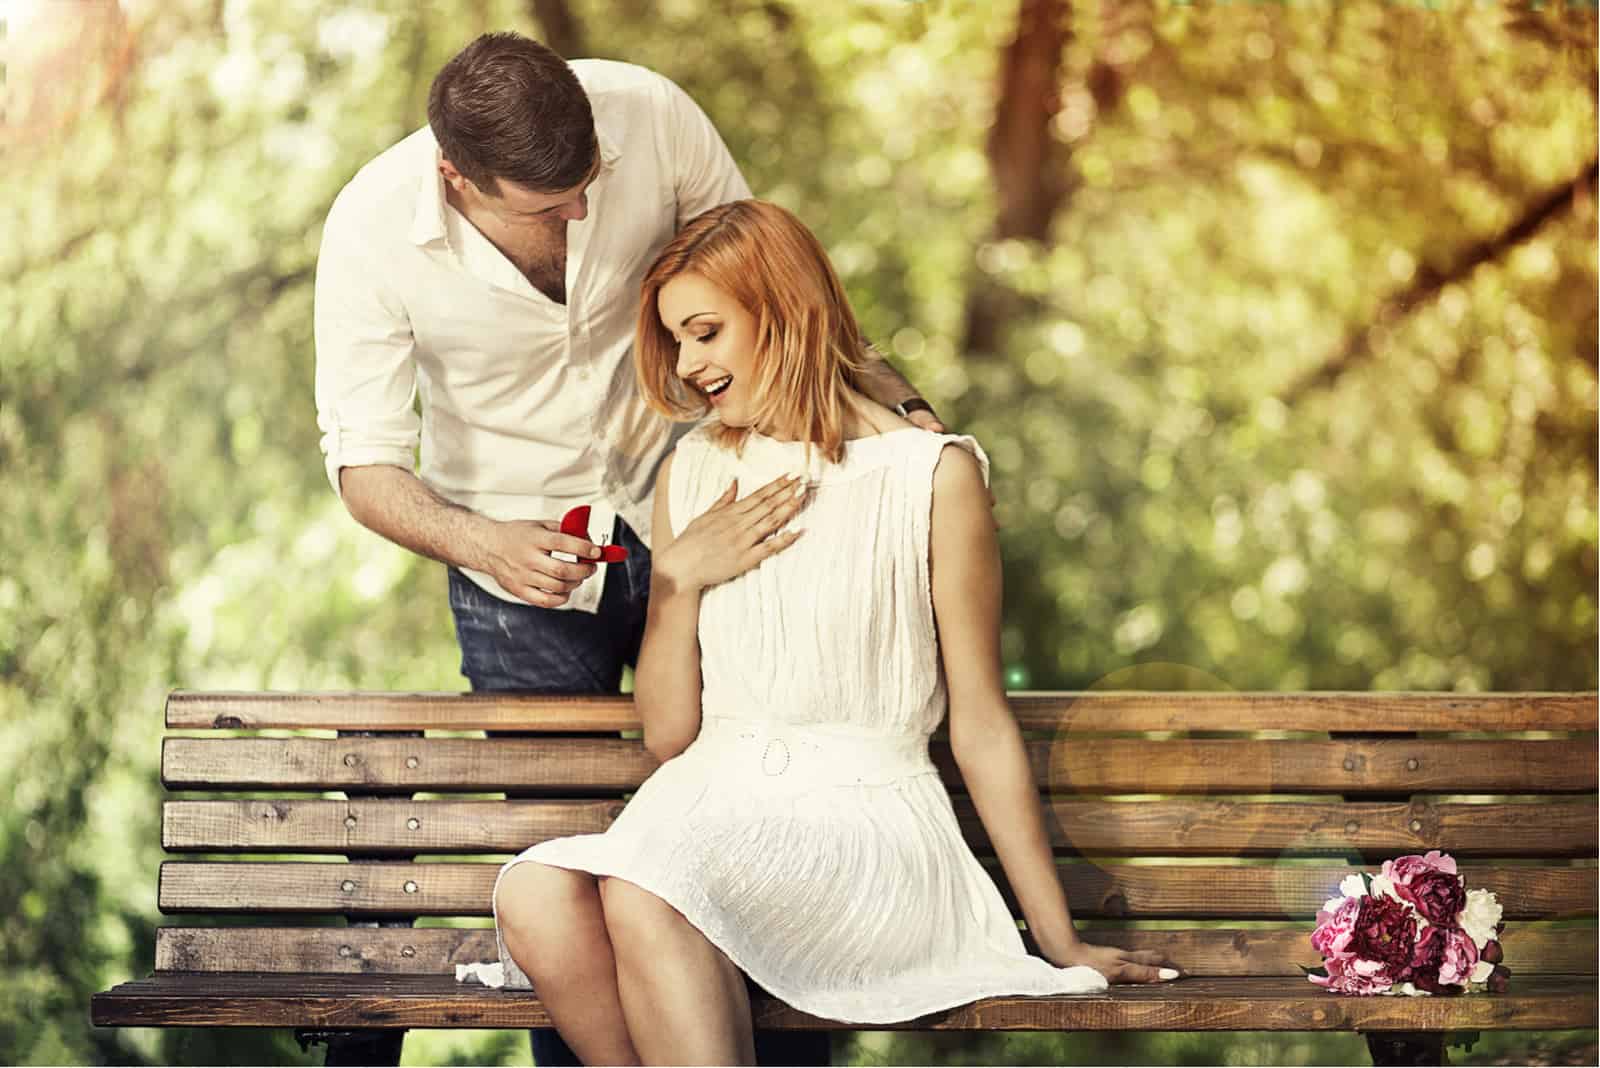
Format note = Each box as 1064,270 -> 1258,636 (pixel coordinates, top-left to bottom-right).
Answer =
442,154 -> 601,229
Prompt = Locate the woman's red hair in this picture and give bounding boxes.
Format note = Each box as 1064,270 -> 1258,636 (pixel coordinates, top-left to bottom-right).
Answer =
634,199 -> 869,465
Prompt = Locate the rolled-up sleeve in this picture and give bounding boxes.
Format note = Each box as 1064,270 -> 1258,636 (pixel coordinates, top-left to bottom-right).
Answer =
312,202 -> 420,499
659,75 -> 752,226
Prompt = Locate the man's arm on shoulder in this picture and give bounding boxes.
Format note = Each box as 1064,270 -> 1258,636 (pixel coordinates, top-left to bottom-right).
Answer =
857,340 -> 946,433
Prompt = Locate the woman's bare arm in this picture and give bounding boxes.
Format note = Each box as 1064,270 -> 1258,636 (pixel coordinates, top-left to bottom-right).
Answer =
930,444 -> 1177,983
632,452 -> 707,762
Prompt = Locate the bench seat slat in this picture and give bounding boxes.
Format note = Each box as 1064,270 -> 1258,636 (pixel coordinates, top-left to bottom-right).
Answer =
90,972 -> 1600,1032
151,925 -> 1600,978
166,691 -> 1600,734
161,737 -> 1598,794
156,862 -> 1598,920
161,797 -> 1600,858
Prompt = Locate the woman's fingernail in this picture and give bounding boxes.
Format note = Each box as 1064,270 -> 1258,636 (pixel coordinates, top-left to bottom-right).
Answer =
1158,968 -> 1179,980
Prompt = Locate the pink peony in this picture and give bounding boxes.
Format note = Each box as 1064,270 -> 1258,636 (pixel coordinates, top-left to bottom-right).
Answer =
1438,928 -> 1480,986
1383,851 -> 1458,885
1311,895 -> 1362,958
1309,953 -> 1396,995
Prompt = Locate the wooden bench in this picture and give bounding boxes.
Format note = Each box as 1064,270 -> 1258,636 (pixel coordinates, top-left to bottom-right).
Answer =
92,691 -> 1598,1066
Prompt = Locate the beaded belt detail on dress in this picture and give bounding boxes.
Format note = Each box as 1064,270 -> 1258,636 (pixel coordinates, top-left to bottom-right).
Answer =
693,715 -> 938,788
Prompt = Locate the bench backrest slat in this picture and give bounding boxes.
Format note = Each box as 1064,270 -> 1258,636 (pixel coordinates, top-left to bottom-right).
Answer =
166,691 -> 1600,733
162,737 -> 655,793
162,737 -> 1599,794
161,797 -> 1599,858
157,860 -> 1599,920
151,924 -> 1599,978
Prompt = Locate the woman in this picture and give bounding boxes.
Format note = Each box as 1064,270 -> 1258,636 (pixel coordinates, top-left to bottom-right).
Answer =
489,200 -> 1181,1065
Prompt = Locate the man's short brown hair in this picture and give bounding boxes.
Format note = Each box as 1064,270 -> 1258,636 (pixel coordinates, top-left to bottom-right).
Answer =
427,32 -> 598,195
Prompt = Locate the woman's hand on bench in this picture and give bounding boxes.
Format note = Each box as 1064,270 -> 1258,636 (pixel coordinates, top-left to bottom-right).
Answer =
1047,940 -> 1182,985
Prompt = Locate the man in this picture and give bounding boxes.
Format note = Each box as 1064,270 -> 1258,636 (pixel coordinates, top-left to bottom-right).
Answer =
314,31 -> 939,1066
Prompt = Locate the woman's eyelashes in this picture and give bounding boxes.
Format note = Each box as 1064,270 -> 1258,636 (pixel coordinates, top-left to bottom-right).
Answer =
672,325 -> 718,351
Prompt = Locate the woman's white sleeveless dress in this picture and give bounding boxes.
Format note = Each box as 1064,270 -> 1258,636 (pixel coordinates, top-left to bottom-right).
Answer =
490,424 -> 1107,1023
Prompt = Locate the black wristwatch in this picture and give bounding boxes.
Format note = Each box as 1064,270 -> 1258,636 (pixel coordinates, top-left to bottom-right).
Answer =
894,398 -> 936,418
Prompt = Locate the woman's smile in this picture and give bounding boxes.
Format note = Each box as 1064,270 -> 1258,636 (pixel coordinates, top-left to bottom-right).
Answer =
658,270 -> 760,425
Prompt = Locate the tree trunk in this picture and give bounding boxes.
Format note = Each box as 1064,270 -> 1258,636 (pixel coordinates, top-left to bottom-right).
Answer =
958,0 -> 1143,379
527,0 -> 585,59
960,0 -> 1071,366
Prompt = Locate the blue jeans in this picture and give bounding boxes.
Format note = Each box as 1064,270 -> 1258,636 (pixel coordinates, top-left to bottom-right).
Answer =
448,517 -> 831,1067
449,517 -> 653,694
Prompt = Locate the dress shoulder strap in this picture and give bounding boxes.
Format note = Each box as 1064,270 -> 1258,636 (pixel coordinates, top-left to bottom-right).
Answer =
905,433 -> 992,502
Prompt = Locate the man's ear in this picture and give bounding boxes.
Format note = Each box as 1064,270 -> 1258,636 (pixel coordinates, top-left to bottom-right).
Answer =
438,157 -> 470,194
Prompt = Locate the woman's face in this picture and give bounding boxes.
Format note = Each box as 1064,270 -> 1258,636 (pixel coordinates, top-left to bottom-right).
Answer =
657,271 -> 761,428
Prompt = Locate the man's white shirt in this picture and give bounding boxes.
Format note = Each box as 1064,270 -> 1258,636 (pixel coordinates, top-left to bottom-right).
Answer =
314,59 -> 750,610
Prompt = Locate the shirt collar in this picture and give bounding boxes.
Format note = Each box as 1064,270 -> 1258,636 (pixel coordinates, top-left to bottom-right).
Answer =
409,121 -> 622,248
410,152 -> 450,248
596,122 -> 622,169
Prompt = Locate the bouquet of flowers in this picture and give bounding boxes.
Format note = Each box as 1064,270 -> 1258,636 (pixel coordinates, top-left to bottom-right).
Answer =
1307,850 -> 1510,996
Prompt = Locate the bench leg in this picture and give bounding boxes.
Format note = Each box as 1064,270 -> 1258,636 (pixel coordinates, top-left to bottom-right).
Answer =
753,1029 -> 833,1066
1365,1032 -> 1446,1066
295,1028 -> 405,1067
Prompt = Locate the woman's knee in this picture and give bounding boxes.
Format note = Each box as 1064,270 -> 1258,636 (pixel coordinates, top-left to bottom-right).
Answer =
598,876 -> 682,956
496,862 -> 597,945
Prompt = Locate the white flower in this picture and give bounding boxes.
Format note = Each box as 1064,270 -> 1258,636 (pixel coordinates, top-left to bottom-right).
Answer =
1379,982 -> 1427,997
1471,959 -> 1495,983
1460,889 -> 1503,949
1339,873 -> 1367,898
1369,873 -> 1402,901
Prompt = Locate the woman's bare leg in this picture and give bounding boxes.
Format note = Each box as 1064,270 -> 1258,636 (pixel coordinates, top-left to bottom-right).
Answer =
496,862 -> 641,1066
599,876 -> 757,1066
